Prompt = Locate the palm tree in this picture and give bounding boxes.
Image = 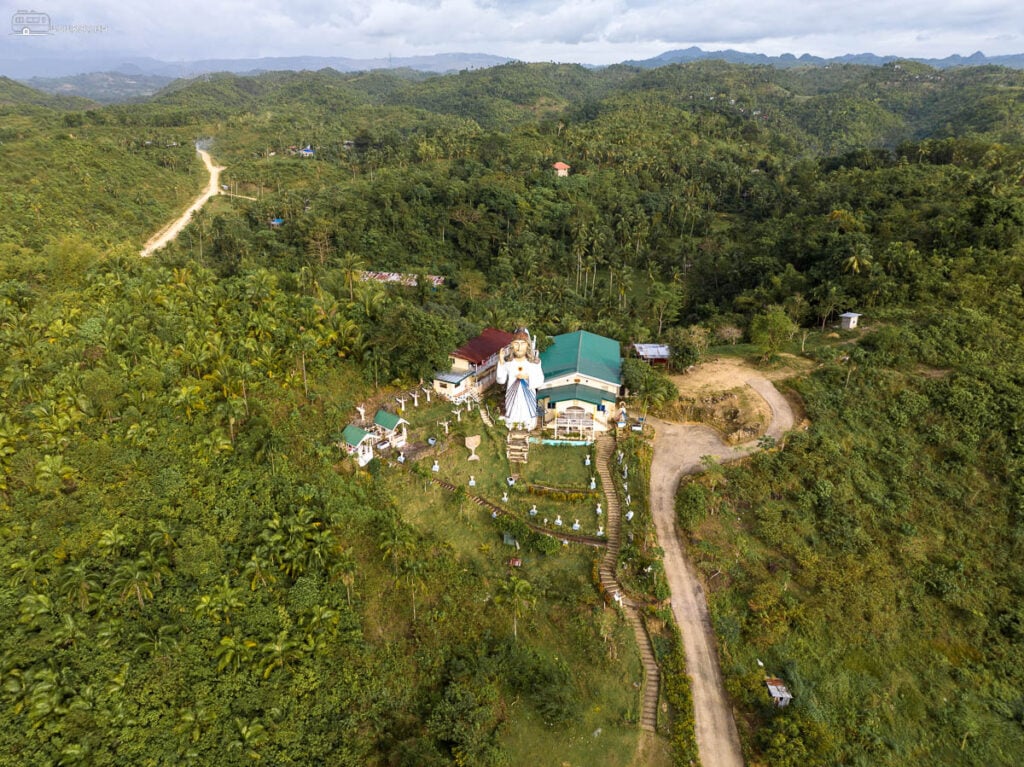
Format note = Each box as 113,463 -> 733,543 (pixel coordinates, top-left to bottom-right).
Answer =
176,704 -> 213,744
331,548 -> 356,607
18,591 -> 55,631
261,629 -> 302,678
111,552 -> 167,609
243,548 -> 277,591
53,614 -> 87,649
194,576 -> 245,624
34,454 -> 79,495
378,524 -> 415,579
401,558 -> 429,623
58,561 -> 99,611
10,549 -> 49,589
843,243 -> 874,275
97,525 -> 127,558
215,632 -> 258,673
134,624 -> 180,658
496,576 -> 536,641
338,251 -> 366,302
228,717 -> 266,761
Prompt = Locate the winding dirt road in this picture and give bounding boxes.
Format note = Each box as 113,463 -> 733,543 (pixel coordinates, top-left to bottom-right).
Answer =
140,148 -> 224,257
649,374 -> 794,767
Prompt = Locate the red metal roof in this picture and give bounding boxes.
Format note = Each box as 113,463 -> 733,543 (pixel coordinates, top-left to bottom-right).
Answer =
452,328 -> 514,365
552,162 -> 571,170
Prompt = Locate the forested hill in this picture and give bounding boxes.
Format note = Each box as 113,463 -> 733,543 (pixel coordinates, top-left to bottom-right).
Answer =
0,75 -> 95,110
95,59 -> 1024,143
1,60 -> 1024,766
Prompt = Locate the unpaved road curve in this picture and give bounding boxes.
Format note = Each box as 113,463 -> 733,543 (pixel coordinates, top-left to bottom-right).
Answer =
140,148 -> 224,257
649,375 -> 794,767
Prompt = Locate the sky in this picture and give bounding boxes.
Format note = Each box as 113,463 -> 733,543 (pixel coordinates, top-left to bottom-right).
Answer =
5,0 -> 1024,64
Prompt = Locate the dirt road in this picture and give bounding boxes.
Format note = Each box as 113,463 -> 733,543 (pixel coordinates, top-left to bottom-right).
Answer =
648,371 -> 795,767
140,148 -> 224,257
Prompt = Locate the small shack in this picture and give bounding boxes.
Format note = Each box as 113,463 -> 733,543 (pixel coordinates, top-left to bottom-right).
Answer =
340,424 -> 375,467
765,677 -> 793,707
633,343 -> 671,367
299,145 -> 315,158
373,409 -> 409,449
552,161 -> 571,177
839,312 -> 861,330
269,217 -> 284,228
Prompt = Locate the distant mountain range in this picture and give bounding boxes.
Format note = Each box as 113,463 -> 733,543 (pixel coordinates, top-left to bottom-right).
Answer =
0,53 -> 512,81
7,47 -> 1024,103
622,46 -> 1024,70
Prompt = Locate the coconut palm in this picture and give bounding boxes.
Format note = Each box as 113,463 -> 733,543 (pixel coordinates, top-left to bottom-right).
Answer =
495,576 -> 536,641
260,629 -> 302,678
215,632 -> 258,673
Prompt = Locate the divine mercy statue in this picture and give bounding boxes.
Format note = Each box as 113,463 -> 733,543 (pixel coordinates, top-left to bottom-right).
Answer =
496,328 -> 544,431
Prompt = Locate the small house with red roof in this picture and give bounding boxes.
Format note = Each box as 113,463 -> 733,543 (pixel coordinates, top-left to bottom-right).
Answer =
552,161 -> 571,177
433,327 -> 514,402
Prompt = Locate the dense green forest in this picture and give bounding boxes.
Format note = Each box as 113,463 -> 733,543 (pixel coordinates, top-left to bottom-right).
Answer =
2,59 -> 1024,765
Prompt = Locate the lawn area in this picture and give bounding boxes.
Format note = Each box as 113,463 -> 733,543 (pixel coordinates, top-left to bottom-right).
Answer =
379,421 -> 666,767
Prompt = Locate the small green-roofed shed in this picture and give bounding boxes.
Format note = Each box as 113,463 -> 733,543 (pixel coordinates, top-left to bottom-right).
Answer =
342,424 -> 372,447
373,410 -> 407,432
373,409 -> 409,448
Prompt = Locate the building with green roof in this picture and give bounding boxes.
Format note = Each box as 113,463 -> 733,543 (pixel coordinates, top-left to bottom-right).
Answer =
373,409 -> 409,448
340,424 -> 375,466
537,331 -> 622,439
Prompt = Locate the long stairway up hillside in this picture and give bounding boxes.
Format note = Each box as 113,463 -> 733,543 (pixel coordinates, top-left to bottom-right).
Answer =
595,435 -> 660,733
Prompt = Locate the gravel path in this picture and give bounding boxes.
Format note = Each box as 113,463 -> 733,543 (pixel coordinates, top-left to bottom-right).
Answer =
140,148 -> 223,257
648,375 -> 794,767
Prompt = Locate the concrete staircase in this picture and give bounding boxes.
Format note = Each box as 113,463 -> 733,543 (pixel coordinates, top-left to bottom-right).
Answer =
479,405 -> 494,428
595,435 -> 660,733
506,430 -> 530,464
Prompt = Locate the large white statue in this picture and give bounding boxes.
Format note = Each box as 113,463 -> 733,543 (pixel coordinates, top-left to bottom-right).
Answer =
496,328 -> 544,431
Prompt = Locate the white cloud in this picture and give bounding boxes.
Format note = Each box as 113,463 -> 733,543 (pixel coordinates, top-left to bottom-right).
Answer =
8,0 -> 1024,62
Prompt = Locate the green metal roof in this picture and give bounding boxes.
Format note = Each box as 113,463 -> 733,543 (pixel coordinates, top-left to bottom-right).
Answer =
373,410 -> 406,431
342,424 -> 371,447
538,383 -> 617,407
540,330 -> 621,385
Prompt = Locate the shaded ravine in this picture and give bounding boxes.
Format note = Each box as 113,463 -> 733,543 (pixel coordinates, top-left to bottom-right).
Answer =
140,147 -> 224,257
649,376 -> 795,767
